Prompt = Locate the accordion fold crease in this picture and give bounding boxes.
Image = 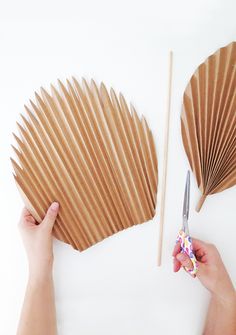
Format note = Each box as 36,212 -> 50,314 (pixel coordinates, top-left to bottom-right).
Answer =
181,42 -> 236,211
11,78 -> 158,250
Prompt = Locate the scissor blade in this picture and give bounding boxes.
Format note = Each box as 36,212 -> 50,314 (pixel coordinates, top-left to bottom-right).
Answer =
182,170 -> 190,233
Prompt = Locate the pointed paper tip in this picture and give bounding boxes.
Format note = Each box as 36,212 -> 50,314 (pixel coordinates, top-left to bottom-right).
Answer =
72,76 -> 77,84
100,82 -> 106,90
34,91 -> 41,102
57,78 -> 64,88
40,86 -> 49,98
110,87 -> 116,97
82,77 -> 88,87
130,103 -> 136,114
20,112 -> 26,120
66,78 -> 73,90
50,83 -> 56,92
119,92 -> 126,105
91,78 -> 96,86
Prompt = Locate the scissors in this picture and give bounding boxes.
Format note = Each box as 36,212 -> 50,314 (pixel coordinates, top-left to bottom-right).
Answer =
176,170 -> 198,277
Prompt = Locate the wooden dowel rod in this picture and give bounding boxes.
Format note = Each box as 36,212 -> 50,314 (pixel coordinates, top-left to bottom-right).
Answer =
157,51 -> 173,266
196,194 -> 207,212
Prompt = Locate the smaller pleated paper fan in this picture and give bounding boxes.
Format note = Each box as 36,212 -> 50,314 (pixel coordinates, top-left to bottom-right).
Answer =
181,42 -> 236,211
11,78 -> 158,251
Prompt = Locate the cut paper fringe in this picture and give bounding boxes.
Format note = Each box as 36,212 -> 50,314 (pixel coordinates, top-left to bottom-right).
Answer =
181,42 -> 236,211
11,78 -> 158,250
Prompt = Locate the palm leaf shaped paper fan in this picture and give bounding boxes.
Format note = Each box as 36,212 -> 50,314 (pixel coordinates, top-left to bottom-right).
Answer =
181,42 -> 236,211
11,78 -> 158,251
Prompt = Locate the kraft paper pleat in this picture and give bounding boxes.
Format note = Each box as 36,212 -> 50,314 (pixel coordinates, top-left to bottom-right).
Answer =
181,42 -> 236,211
11,78 -> 158,250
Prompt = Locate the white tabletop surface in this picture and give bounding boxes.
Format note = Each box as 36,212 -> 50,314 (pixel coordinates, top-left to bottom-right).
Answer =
0,1 -> 235,334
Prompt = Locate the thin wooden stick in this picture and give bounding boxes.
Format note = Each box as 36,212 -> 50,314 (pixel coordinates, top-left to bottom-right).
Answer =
157,51 -> 173,266
196,194 -> 207,212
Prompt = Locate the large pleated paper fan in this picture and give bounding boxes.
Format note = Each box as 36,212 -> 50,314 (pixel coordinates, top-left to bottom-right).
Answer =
181,42 -> 236,211
11,78 -> 158,250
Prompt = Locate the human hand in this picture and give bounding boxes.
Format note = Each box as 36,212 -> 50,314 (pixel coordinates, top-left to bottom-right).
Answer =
18,202 -> 59,281
173,238 -> 235,303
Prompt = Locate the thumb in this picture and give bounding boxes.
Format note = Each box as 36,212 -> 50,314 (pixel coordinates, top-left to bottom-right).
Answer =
41,202 -> 60,230
176,252 -> 193,271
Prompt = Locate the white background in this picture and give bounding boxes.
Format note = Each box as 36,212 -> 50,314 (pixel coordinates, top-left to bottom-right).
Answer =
0,1 -> 235,334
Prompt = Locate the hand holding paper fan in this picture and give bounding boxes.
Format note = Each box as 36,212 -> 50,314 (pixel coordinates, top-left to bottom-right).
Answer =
11,78 -> 158,251
181,42 -> 236,211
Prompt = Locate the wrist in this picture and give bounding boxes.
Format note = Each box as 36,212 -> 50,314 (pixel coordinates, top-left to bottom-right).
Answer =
28,259 -> 53,283
212,282 -> 236,306
208,263 -> 235,300
28,269 -> 53,285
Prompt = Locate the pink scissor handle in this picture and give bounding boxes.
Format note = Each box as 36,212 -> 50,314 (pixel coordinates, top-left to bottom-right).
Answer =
176,230 -> 198,277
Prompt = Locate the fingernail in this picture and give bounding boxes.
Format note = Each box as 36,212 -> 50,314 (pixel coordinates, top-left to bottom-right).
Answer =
177,253 -> 186,261
51,202 -> 59,211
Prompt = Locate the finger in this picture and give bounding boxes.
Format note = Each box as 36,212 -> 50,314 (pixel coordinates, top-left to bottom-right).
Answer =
25,216 -> 36,225
176,252 -> 193,271
173,237 -> 206,256
195,248 -> 205,260
173,257 -> 181,272
172,241 -> 181,257
20,207 -> 31,220
41,202 -> 59,230
191,238 -> 207,252
19,207 -> 36,228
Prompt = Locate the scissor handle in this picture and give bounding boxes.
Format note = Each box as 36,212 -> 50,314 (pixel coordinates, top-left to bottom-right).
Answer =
176,230 -> 198,277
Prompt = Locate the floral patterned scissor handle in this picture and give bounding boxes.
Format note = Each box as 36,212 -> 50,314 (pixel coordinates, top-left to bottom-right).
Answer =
176,229 -> 198,277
